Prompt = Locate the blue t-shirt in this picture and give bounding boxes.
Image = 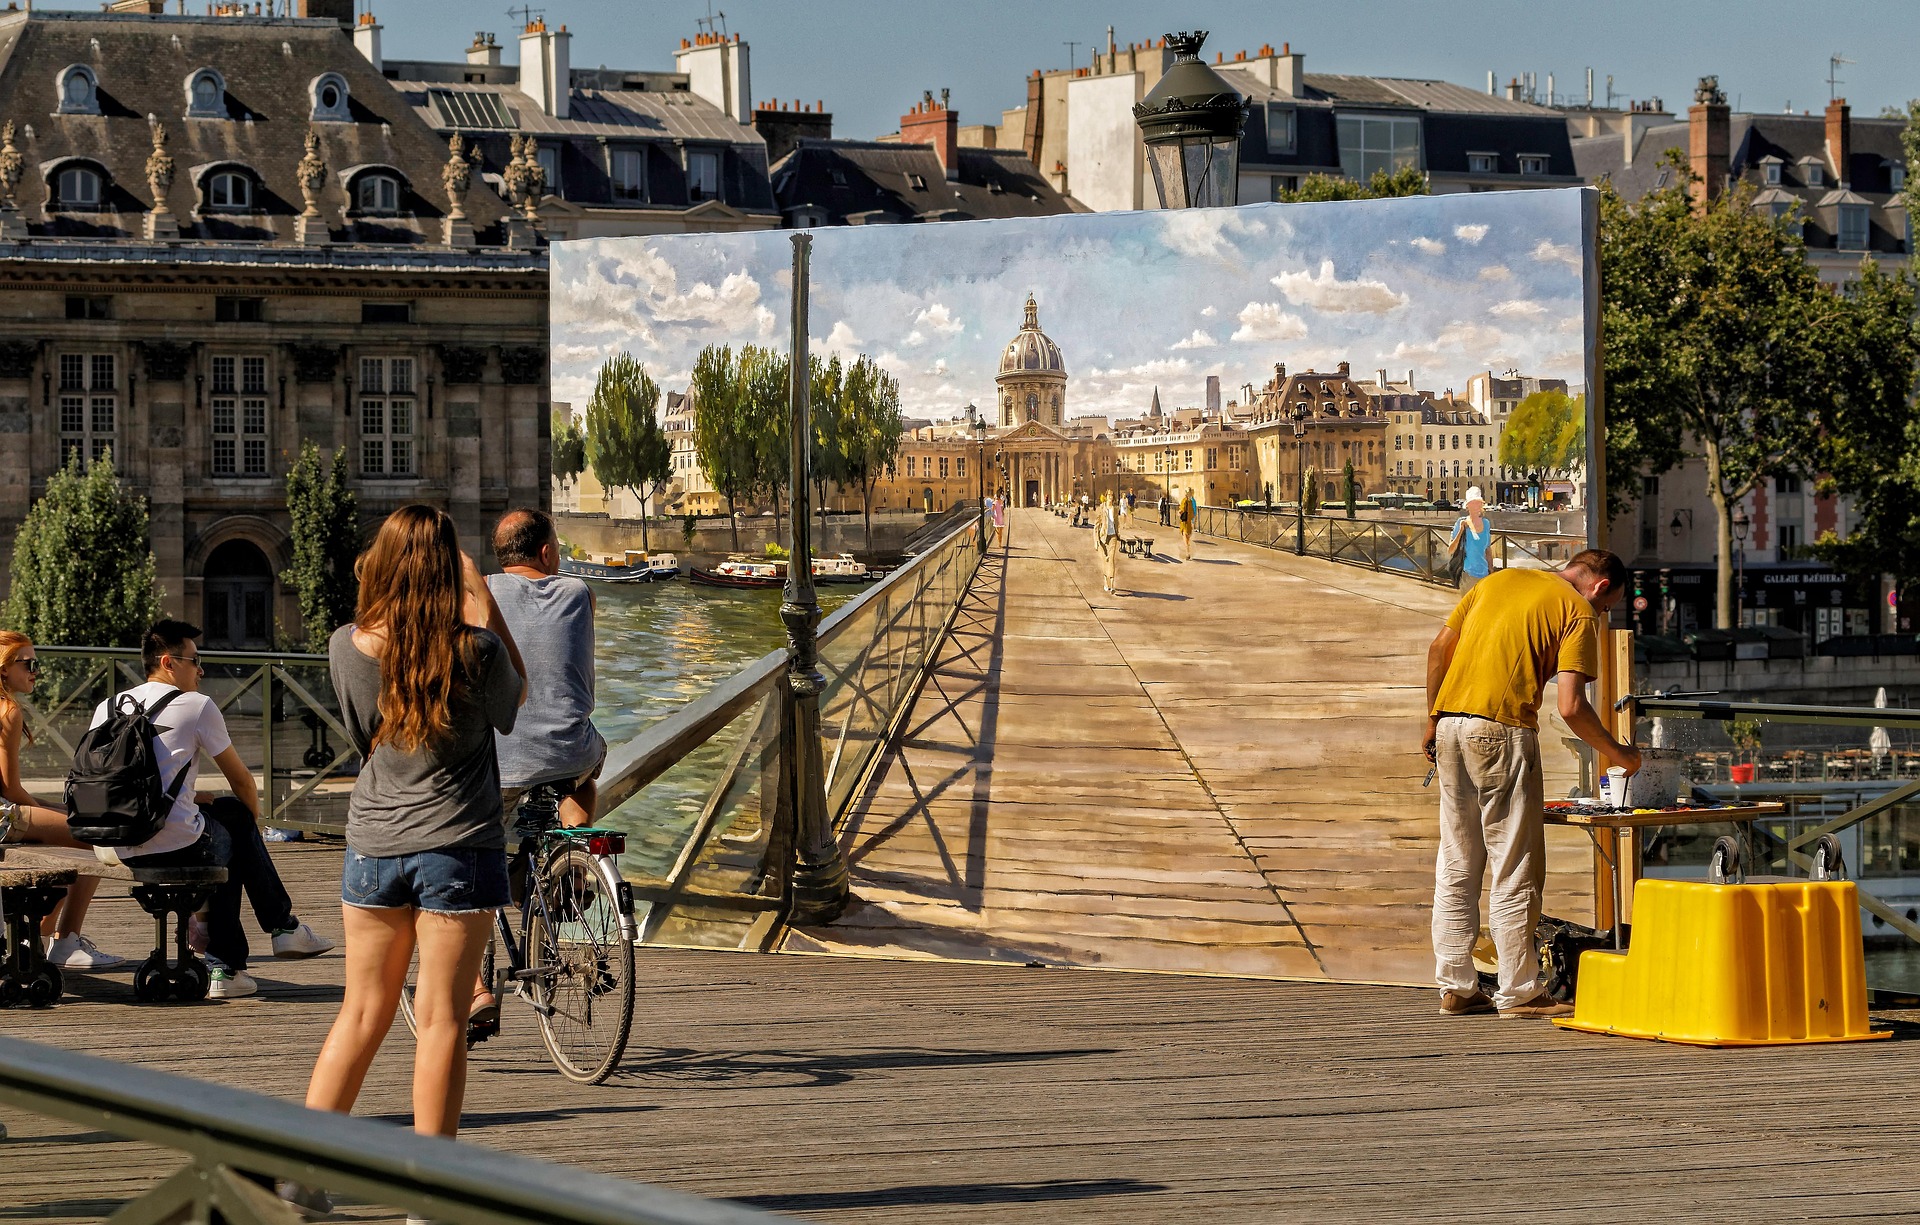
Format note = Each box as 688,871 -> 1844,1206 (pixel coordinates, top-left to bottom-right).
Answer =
1453,517 -> 1492,577
486,573 -> 605,788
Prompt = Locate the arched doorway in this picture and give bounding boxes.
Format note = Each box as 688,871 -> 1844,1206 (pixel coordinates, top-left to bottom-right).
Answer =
203,539 -> 274,649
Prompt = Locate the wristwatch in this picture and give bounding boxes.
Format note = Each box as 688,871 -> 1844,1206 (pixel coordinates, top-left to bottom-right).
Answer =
0,798 -> 17,843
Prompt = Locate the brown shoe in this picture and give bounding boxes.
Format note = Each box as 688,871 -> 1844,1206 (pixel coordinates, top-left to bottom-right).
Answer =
1499,992 -> 1574,1019
1440,989 -> 1495,1016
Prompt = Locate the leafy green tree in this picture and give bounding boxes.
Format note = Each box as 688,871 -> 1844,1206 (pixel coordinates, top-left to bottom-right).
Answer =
809,355 -> 850,546
1598,151 -> 1842,627
737,343 -> 792,539
1498,390 -> 1588,480
284,441 -> 359,652
1302,465 -> 1320,514
1342,457 -> 1357,518
3,451 -> 162,647
690,344 -> 755,551
838,356 -> 904,552
1280,165 -> 1429,203
584,353 -> 670,550
550,409 -> 586,491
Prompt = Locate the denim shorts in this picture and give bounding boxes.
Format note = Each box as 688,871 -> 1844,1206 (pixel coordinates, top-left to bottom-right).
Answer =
340,845 -> 510,914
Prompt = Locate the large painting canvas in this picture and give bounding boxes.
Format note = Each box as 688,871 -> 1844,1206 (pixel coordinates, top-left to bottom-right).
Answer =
554,189 -> 1600,985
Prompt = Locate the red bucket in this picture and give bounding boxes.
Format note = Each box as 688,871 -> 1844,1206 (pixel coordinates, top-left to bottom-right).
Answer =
1729,763 -> 1756,784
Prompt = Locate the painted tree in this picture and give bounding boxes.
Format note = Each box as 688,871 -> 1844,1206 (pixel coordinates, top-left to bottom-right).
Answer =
737,343 -> 792,540
1497,390 -> 1588,479
808,354 -> 850,547
3,450 -> 163,648
1342,457 -> 1357,518
1302,465 -> 1320,514
550,408 -> 586,490
584,352 -> 663,548
838,355 -> 904,552
1599,150 -> 1852,627
284,441 -> 359,652
689,343 -> 755,551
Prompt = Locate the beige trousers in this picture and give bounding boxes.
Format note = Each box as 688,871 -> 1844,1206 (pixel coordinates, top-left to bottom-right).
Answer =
1432,715 -> 1545,1009
1099,534 -> 1119,590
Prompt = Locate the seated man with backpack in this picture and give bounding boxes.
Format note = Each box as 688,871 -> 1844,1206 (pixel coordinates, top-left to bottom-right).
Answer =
77,620 -> 330,998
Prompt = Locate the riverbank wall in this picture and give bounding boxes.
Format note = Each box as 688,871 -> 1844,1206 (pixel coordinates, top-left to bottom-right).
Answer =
556,510 -> 934,570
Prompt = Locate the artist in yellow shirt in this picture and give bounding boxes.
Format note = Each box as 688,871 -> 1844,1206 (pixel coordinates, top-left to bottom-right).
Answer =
1423,549 -> 1641,1020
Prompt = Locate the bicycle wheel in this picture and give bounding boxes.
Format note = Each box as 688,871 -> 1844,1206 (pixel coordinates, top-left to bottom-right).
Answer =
399,933 -> 497,1046
525,843 -> 634,1084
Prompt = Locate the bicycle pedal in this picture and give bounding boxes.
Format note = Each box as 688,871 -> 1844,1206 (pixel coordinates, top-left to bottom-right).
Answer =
466,1016 -> 500,1047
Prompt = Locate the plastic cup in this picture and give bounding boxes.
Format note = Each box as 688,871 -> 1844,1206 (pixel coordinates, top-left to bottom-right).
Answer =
1607,766 -> 1628,806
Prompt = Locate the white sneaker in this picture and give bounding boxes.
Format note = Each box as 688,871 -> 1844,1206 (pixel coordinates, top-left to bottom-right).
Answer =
208,968 -> 258,999
271,922 -> 334,959
46,933 -> 129,970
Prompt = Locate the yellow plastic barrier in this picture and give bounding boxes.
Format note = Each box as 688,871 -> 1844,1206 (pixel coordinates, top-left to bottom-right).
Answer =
1554,878 -> 1889,1046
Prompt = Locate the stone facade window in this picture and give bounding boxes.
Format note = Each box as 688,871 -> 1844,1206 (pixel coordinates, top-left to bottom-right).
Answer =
56,65 -> 100,115
355,172 -> 403,215
210,355 -> 269,477
359,356 -> 417,477
58,353 -> 116,464
53,163 -> 104,210
186,68 -> 228,119
310,72 -> 351,123
206,170 -> 253,212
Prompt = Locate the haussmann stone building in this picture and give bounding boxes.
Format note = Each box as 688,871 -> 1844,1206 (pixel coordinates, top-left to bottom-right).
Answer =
0,3 -> 550,648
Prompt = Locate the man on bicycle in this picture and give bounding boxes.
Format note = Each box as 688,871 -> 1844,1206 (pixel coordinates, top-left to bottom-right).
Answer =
487,509 -> 605,830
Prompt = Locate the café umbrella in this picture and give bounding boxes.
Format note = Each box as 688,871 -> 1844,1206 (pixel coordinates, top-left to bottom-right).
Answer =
1870,686 -> 1892,771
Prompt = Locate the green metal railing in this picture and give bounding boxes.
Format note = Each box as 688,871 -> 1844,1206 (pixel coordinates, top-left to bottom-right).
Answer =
1162,505 -> 1585,585
1629,695 -> 1920,948
20,646 -> 348,834
0,1034 -> 783,1224
593,517 -> 982,949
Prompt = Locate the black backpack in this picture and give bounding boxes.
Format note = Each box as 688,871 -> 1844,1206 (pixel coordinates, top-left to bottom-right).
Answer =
65,689 -> 190,848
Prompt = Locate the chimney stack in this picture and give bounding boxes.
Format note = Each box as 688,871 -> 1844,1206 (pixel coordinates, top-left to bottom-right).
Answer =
467,31 -> 501,67
1688,75 -> 1730,207
753,100 -> 832,167
352,11 -> 382,71
1825,96 -> 1851,188
901,90 -> 960,180
674,31 -> 752,123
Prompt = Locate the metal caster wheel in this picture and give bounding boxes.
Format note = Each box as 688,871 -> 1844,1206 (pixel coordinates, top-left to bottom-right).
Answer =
173,959 -> 210,1002
1810,833 -> 1846,881
132,954 -> 168,1002
24,966 -> 61,1007
1708,835 -> 1742,885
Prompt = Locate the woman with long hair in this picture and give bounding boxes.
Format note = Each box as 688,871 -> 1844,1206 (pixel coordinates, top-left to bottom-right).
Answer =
0,630 -> 126,969
301,506 -> 526,1155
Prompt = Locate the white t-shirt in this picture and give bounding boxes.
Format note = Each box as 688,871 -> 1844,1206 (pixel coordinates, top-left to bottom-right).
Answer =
85,681 -> 231,857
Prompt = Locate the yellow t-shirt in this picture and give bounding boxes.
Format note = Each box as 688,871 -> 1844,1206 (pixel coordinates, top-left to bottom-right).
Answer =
1432,568 -> 1601,730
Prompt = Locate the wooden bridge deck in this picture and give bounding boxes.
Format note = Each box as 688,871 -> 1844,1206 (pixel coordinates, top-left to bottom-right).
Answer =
791,508 -> 1593,984
6,841 -> 1920,1222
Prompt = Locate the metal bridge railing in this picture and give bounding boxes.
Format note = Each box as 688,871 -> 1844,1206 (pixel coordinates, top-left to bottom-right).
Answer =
1167,505 -> 1585,585
21,646 -> 348,835
594,517 -> 983,949
0,1034 -> 784,1224
1629,695 -> 1920,949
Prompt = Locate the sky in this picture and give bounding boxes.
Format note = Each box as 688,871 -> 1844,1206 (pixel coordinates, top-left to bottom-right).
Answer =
46,1 -> 1920,141
550,188 -> 1591,423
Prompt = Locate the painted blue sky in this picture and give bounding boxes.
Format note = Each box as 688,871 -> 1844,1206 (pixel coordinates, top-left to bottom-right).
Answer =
550,188 -> 1591,421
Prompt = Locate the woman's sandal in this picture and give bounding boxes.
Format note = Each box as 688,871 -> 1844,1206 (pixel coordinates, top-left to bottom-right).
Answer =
467,993 -> 501,1047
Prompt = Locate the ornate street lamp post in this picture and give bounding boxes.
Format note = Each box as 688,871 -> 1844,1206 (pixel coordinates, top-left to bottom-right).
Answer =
969,405 -> 987,553
1290,406 -> 1309,555
1132,30 -> 1251,210
781,232 -> 847,924
1732,503 -> 1750,627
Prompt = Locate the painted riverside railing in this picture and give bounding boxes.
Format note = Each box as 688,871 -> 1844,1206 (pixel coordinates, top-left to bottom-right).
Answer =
20,517 -> 983,949
1157,504 -> 1586,585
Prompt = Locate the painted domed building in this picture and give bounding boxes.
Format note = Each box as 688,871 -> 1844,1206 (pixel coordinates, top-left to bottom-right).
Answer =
995,294 -> 1067,428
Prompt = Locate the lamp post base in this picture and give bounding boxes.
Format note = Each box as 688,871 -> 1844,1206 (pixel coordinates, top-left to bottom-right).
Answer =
789,856 -> 849,926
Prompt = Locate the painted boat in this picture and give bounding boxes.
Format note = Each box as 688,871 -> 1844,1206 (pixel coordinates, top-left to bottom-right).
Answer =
560,550 -> 680,583
812,553 -> 872,584
689,556 -> 787,589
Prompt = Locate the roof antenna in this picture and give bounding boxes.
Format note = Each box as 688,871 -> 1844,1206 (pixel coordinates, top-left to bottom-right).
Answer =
1828,53 -> 1853,101
1063,40 -> 1080,72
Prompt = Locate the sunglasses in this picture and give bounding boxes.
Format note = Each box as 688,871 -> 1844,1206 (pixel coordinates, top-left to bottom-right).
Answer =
167,654 -> 206,673
15,658 -> 37,675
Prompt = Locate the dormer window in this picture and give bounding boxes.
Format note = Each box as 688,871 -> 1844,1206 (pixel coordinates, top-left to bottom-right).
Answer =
1838,203 -> 1869,251
1806,163 -> 1824,188
56,65 -> 100,115
1763,161 -> 1782,186
206,171 -> 252,211
1517,154 -> 1549,176
310,72 -> 351,123
906,172 -> 928,191
186,68 -> 227,119
53,163 -> 103,209
355,172 -> 402,215
1894,166 -> 1908,191
687,149 -> 719,202
1467,152 -> 1496,174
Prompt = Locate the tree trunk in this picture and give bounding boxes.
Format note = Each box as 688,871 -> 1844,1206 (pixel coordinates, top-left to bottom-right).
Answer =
816,480 -> 830,558
636,487 -> 650,552
1703,439 -> 1734,630
727,493 -> 740,551
772,485 -> 783,547
862,475 -> 875,554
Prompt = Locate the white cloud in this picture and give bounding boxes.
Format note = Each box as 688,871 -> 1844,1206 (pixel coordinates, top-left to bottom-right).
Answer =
553,244 -> 775,340
1230,302 -> 1310,343
552,341 -> 612,365
1410,236 -> 1446,255
1489,299 -> 1547,320
1200,305 -> 1218,318
926,358 -> 949,376
1478,265 -> 1513,282
1454,224 -> 1489,244
1531,238 -> 1581,270
1272,260 -> 1408,315
913,302 -> 964,338
902,330 -> 926,348
825,320 -> 861,350
1170,329 -> 1218,351
1160,210 -> 1267,260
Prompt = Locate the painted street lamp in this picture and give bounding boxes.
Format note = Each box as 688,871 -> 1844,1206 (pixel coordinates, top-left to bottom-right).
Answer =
967,404 -> 988,553
1290,408 -> 1309,556
1132,30 -> 1251,210
1732,503 -> 1750,627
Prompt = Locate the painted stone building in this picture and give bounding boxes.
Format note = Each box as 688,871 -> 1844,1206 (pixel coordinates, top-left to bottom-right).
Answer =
0,6 -> 547,645
1242,362 -> 1388,506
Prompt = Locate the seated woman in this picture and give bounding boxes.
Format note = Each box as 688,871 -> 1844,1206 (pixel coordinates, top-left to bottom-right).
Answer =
0,630 -> 128,970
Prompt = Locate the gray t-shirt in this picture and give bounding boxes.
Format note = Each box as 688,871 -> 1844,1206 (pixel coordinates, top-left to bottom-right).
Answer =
329,624 -> 521,858
486,572 -> 605,788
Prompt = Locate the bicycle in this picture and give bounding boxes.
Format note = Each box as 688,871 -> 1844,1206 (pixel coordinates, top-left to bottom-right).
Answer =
399,785 -> 638,1084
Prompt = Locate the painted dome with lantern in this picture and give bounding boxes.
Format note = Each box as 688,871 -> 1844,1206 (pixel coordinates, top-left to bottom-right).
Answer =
998,294 -> 1067,377
995,294 -> 1068,428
